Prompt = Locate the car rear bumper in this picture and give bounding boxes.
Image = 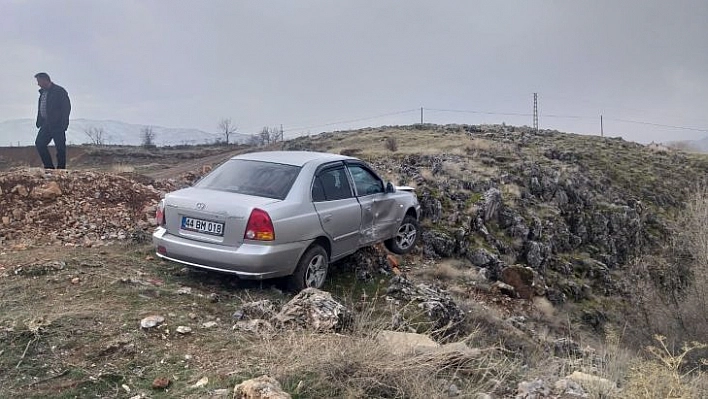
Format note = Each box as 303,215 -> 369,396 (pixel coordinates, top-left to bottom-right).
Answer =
152,227 -> 308,279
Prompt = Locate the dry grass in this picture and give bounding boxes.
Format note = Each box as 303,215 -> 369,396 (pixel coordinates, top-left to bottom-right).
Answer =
414,259 -> 467,282
110,163 -> 136,173
321,128 -> 482,156
622,335 -> 707,398
385,136 -> 398,152
463,138 -> 514,156
246,301 -> 516,398
501,183 -> 522,199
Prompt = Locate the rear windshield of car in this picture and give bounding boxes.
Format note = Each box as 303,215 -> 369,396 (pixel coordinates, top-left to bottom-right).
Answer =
195,159 -> 301,200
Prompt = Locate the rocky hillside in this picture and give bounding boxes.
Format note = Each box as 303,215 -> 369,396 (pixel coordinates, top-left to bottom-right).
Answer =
284,124 -> 708,314
1,125 -> 706,397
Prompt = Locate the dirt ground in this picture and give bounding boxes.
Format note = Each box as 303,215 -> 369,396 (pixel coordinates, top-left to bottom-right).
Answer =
0,243 -> 289,398
0,243 -> 470,398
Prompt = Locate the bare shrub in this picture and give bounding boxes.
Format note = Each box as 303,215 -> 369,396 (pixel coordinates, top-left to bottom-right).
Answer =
141,126 -> 156,147
84,126 -> 106,145
622,335 -> 707,398
249,126 -> 284,147
385,136 -> 398,152
626,184 -> 708,357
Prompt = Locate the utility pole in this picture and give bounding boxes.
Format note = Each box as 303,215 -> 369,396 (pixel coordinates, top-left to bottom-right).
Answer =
600,115 -> 604,137
533,93 -> 539,133
420,107 -> 424,124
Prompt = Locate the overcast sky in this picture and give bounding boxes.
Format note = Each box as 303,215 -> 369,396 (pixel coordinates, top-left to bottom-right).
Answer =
1,0 -> 707,143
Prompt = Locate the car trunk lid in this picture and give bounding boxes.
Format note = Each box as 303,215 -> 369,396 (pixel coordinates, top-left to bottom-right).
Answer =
163,188 -> 279,246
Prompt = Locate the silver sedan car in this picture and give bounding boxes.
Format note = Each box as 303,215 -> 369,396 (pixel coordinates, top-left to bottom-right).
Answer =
153,151 -> 421,289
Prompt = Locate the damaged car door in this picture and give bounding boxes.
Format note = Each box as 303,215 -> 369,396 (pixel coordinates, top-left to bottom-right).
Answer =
347,163 -> 398,246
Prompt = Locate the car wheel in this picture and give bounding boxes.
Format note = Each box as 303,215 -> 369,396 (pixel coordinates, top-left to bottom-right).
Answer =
290,245 -> 329,291
385,215 -> 419,254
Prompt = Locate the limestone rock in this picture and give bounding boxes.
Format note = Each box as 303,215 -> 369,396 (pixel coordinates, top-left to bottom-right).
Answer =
481,188 -> 502,222
386,276 -> 465,337
176,326 -> 192,334
566,371 -> 616,394
273,288 -> 351,332
233,375 -> 291,399
140,315 -> 165,329
422,230 -> 457,258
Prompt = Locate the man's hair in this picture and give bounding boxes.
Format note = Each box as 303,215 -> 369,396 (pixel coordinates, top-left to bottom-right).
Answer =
34,72 -> 51,81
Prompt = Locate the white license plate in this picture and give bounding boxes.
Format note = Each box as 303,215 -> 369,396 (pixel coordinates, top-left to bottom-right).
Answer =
181,216 -> 224,236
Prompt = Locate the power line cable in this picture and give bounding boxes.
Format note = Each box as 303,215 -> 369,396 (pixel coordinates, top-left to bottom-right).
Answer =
604,117 -> 708,133
426,108 -> 533,117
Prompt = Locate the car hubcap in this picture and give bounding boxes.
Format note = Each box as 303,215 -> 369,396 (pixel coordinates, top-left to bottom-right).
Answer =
395,223 -> 417,250
305,254 -> 327,288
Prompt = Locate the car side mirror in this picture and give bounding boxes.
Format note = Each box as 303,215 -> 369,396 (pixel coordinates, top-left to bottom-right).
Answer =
385,182 -> 396,194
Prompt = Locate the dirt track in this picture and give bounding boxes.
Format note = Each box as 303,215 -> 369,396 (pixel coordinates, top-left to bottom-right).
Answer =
145,147 -> 249,180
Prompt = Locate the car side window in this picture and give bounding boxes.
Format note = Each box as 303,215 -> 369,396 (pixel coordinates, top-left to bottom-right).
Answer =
312,166 -> 353,202
348,165 -> 384,196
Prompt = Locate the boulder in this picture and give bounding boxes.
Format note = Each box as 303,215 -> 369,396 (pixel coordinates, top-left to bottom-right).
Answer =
525,241 -> 543,268
481,188 -> 502,222
501,265 -> 535,300
339,246 -> 390,280
273,288 -> 351,332
419,190 -> 443,223
386,276 -> 465,337
233,375 -> 291,399
422,230 -> 457,257
467,248 -> 496,267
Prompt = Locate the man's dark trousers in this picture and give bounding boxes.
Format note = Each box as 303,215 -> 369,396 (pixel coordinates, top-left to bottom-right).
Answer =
35,127 -> 66,169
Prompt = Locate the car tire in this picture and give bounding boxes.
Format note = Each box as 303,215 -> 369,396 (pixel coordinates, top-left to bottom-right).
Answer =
289,245 -> 329,291
385,215 -> 419,255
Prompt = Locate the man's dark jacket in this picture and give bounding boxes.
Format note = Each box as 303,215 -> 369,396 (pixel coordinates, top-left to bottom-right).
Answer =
36,84 -> 71,132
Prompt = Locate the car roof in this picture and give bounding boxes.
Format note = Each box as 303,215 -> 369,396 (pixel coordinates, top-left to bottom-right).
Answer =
231,151 -> 355,167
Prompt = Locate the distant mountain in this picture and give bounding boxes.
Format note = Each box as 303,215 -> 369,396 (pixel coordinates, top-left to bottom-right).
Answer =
0,119 -> 249,147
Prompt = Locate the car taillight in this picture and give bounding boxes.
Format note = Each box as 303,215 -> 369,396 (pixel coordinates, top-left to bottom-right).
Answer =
155,201 -> 165,227
244,208 -> 274,241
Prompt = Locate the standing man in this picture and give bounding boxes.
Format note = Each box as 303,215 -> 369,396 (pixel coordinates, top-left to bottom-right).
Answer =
35,72 -> 71,169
